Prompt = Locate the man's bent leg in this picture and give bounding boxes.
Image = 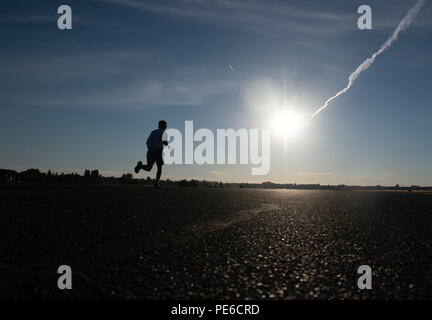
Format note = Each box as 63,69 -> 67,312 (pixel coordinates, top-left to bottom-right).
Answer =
142,163 -> 153,172
143,149 -> 156,172
156,164 -> 162,183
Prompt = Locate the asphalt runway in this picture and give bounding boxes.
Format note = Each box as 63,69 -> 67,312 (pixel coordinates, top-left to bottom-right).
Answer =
1,185 -> 432,299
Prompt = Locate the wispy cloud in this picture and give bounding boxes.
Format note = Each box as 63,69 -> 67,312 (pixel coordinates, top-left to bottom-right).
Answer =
0,14 -> 54,23
97,0 -> 354,37
99,0 -> 349,21
0,13 -> 119,28
0,50 -> 240,109
1,77 -> 238,109
97,0 -> 432,39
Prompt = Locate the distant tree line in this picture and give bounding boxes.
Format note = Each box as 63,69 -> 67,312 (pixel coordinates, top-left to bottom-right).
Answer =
1,168 -> 431,191
0,168 -> 224,188
0,168 -> 102,184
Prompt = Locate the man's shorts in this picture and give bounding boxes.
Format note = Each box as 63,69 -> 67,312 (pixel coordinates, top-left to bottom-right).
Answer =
147,147 -> 164,166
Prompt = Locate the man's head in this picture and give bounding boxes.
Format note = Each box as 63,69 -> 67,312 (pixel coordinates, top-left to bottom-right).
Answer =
158,120 -> 167,131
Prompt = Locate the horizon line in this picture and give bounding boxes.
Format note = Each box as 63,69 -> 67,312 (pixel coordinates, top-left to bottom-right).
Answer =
1,168 -> 431,188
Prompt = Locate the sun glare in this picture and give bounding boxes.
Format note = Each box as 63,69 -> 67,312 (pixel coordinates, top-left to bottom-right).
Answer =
270,110 -> 305,138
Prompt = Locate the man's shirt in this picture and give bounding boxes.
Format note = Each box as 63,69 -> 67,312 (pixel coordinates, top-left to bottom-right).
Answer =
146,128 -> 167,149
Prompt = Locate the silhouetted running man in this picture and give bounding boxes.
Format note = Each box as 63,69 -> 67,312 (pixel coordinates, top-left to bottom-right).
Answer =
134,120 -> 168,189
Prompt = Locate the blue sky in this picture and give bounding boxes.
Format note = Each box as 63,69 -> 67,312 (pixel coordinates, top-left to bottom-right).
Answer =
1,0 -> 431,185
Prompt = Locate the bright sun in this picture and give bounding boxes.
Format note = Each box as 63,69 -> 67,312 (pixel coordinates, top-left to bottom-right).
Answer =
270,110 -> 305,138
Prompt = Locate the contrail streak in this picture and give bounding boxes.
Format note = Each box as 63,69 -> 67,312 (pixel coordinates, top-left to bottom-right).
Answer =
309,0 -> 425,120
